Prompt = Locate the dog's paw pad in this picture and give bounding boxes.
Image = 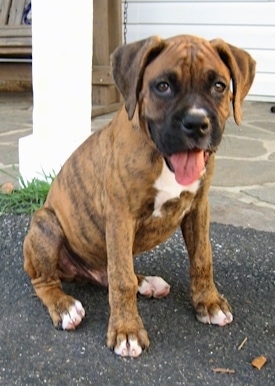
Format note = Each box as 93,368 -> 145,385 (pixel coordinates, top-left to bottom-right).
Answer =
61,300 -> 85,330
114,338 -> 142,358
138,276 -> 170,298
197,309 -> 233,326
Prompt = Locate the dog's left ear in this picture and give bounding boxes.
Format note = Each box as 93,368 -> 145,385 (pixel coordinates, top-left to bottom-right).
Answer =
111,36 -> 166,120
210,39 -> 256,125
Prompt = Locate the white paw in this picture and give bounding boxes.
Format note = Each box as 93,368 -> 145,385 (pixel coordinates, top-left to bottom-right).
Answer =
197,309 -> 233,326
61,300 -> 85,330
138,276 -> 170,298
114,338 -> 142,358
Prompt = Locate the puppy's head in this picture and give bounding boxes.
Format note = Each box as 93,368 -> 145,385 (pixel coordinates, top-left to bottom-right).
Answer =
111,35 -> 256,185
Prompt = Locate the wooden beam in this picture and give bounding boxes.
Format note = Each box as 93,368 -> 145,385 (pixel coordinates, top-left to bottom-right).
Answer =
0,61 -> 32,80
8,0 -> 26,25
0,26 -> 32,55
93,0 -> 109,66
0,25 -> 32,37
92,66 -> 113,85
0,0 -> 12,25
92,0 -> 122,110
108,0 -> 122,53
92,102 -> 122,118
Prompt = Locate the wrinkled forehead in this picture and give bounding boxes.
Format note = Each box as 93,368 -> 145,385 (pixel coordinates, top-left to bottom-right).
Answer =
143,35 -> 230,81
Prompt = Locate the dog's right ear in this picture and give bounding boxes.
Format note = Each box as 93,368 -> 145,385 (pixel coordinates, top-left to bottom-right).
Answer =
210,39 -> 256,125
111,36 -> 166,120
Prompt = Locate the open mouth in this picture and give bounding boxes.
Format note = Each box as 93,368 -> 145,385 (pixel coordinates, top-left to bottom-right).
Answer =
165,149 -> 210,186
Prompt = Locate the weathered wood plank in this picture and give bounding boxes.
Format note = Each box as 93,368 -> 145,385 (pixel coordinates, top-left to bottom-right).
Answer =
8,0 -> 26,25
0,61 -> 31,80
0,45 -> 31,55
92,102 -> 122,118
0,25 -> 31,55
108,0 -> 122,53
92,0 -> 122,111
0,25 -> 32,37
92,66 -> 113,85
93,85 -> 119,106
0,0 -> 12,25
93,0 -> 109,65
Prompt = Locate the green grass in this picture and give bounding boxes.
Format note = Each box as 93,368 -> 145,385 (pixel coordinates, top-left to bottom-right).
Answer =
0,171 -> 55,215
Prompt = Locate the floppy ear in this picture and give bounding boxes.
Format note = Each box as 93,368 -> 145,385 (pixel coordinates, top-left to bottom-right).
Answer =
210,39 -> 256,125
111,36 -> 166,120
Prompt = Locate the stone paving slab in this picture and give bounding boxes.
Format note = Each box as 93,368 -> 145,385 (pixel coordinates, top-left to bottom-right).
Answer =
241,101 -> 275,121
217,135 -> 267,158
242,186 -> 275,207
213,160 -> 275,187
0,144 -> 18,165
209,192 -> 275,232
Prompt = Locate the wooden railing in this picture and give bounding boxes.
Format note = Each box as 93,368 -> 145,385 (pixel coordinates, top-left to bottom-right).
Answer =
0,0 -> 122,116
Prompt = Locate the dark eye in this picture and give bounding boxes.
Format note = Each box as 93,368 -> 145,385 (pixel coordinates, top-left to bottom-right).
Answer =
213,81 -> 226,93
156,82 -> 170,93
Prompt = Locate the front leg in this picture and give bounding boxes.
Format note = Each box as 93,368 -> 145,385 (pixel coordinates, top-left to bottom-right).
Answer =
181,198 -> 233,326
105,210 -> 149,357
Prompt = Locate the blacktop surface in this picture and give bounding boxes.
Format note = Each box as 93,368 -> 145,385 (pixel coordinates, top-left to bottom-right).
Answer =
0,92 -> 275,385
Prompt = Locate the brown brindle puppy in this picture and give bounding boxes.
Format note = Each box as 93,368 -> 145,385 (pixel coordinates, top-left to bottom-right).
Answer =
23,35 -> 256,357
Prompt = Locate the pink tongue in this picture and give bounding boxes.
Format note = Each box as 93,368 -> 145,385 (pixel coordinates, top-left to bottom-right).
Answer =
169,150 -> 205,185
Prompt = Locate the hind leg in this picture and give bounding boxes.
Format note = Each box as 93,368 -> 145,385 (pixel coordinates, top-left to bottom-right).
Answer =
23,208 -> 85,330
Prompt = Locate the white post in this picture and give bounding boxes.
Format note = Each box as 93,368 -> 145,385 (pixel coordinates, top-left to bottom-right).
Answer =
19,0 -> 93,182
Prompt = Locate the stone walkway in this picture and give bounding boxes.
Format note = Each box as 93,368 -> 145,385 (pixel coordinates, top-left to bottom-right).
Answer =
0,91 -> 274,231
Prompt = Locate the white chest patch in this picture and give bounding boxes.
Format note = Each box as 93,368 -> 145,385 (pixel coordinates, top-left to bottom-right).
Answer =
153,160 -> 201,217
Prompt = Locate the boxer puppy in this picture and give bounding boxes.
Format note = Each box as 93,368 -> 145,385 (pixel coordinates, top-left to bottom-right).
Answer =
23,34 -> 256,357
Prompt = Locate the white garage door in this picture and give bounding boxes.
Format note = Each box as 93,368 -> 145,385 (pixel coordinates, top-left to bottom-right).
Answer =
125,0 -> 275,102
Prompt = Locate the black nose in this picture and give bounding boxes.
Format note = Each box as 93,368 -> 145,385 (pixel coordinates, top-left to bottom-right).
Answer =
181,113 -> 210,137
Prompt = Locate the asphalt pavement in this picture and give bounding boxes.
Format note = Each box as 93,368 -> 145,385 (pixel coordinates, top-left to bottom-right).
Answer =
0,92 -> 275,385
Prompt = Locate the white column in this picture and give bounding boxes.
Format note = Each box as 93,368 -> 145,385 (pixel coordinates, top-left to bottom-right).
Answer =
19,0 -> 93,182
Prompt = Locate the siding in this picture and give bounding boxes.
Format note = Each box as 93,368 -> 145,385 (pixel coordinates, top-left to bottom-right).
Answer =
124,0 -> 275,102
